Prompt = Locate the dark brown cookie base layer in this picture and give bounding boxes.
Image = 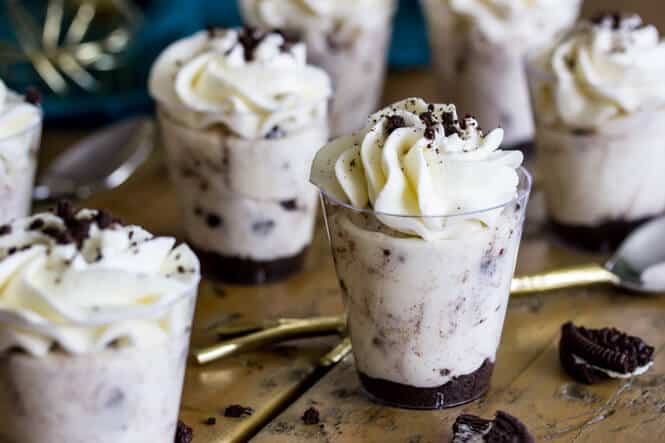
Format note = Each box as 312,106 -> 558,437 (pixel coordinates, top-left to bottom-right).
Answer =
358,359 -> 494,410
194,248 -> 307,285
550,217 -> 653,254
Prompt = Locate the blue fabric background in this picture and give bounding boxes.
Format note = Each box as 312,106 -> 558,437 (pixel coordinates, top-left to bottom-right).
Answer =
0,0 -> 430,125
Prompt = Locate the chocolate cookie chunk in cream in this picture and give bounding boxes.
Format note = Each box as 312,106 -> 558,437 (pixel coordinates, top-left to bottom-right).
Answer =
240,0 -> 397,137
150,28 -> 332,283
312,98 -> 531,409
529,13 -> 665,252
422,0 -> 581,148
0,202 -> 200,443
0,79 -> 42,224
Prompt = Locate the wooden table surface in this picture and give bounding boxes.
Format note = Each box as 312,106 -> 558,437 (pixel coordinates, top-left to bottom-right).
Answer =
41,69 -> 665,443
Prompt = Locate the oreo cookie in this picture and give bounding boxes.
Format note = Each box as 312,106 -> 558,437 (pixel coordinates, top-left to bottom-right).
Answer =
452,411 -> 534,443
559,322 -> 654,385
174,420 -> 193,443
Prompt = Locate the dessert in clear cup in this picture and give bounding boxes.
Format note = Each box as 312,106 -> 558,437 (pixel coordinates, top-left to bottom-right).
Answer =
0,80 -> 42,224
311,98 -> 531,409
0,202 -> 200,443
421,0 -> 581,151
149,27 -> 332,284
528,13 -> 665,253
240,0 -> 397,137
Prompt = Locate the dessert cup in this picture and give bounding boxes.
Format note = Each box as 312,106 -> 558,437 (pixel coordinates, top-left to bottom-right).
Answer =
158,109 -> 328,284
0,290 -> 196,443
0,110 -> 42,224
421,0 -> 579,151
239,1 -> 397,137
320,168 -> 532,409
527,65 -> 665,253
306,10 -> 395,137
0,204 -> 200,443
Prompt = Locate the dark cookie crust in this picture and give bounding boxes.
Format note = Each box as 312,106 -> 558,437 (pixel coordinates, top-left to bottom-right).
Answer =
559,322 -> 654,385
357,359 -> 494,409
194,247 -> 307,285
550,216 -> 653,254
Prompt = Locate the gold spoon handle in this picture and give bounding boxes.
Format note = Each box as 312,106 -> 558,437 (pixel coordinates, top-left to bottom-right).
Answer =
195,315 -> 346,365
510,264 -> 620,296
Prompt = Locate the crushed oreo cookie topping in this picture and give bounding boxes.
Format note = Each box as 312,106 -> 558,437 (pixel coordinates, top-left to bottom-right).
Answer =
302,407 -> 320,425
560,322 -> 655,384
224,404 -> 254,418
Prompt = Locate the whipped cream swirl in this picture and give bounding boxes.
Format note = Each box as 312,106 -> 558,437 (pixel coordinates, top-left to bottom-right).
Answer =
533,13 -> 665,130
447,0 -> 580,47
0,203 -> 200,357
310,98 -> 524,240
0,80 -> 41,140
240,0 -> 395,35
149,28 -> 331,139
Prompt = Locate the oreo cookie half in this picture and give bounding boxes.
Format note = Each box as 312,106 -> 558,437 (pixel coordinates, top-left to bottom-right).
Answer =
452,411 -> 534,443
559,322 -> 655,385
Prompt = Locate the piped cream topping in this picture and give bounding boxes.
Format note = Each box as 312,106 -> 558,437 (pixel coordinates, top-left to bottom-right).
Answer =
310,98 -> 524,240
149,28 -> 331,138
532,13 -> 665,130
0,203 -> 200,357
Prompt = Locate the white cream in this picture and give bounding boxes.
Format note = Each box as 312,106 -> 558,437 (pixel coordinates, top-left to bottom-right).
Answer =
311,98 -> 523,240
158,105 -> 327,262
332,206 -> 524,388
533,13 -> 665,130
0,207 -> 200,357
149,28 -> 331,139
641,262 -> 665,290
240,0 -> 395,35
572,354 -> 654,379
445,0 -> 580,48
0,80 -> 42,225
0,80 -> 41,140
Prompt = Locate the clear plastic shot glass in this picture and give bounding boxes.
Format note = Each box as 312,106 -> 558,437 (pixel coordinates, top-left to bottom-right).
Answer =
157,108 -> 328,284
0,111 -> 42,224
0,287 -> 198,443
320,167 -> 532,409
526,59 -> 665,253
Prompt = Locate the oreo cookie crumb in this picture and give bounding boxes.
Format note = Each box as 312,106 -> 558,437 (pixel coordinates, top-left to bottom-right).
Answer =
385,115 -> 406,135
27,219 -> 45,231
266,125 -> 286,139
236,27 -> 267,62
0,225 -> 10,236
302,407 -> 320,425
252,220 -> 275,236
206,24 -> 218,38
204,417 -> 217,426
224,404 -> 254,418
174,420 -> 193,443
206,213 -> 223,228
25,87 -> 42,105
452,411 -> 534,443
280,200 -> 297,211
560,322 -> 654,384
